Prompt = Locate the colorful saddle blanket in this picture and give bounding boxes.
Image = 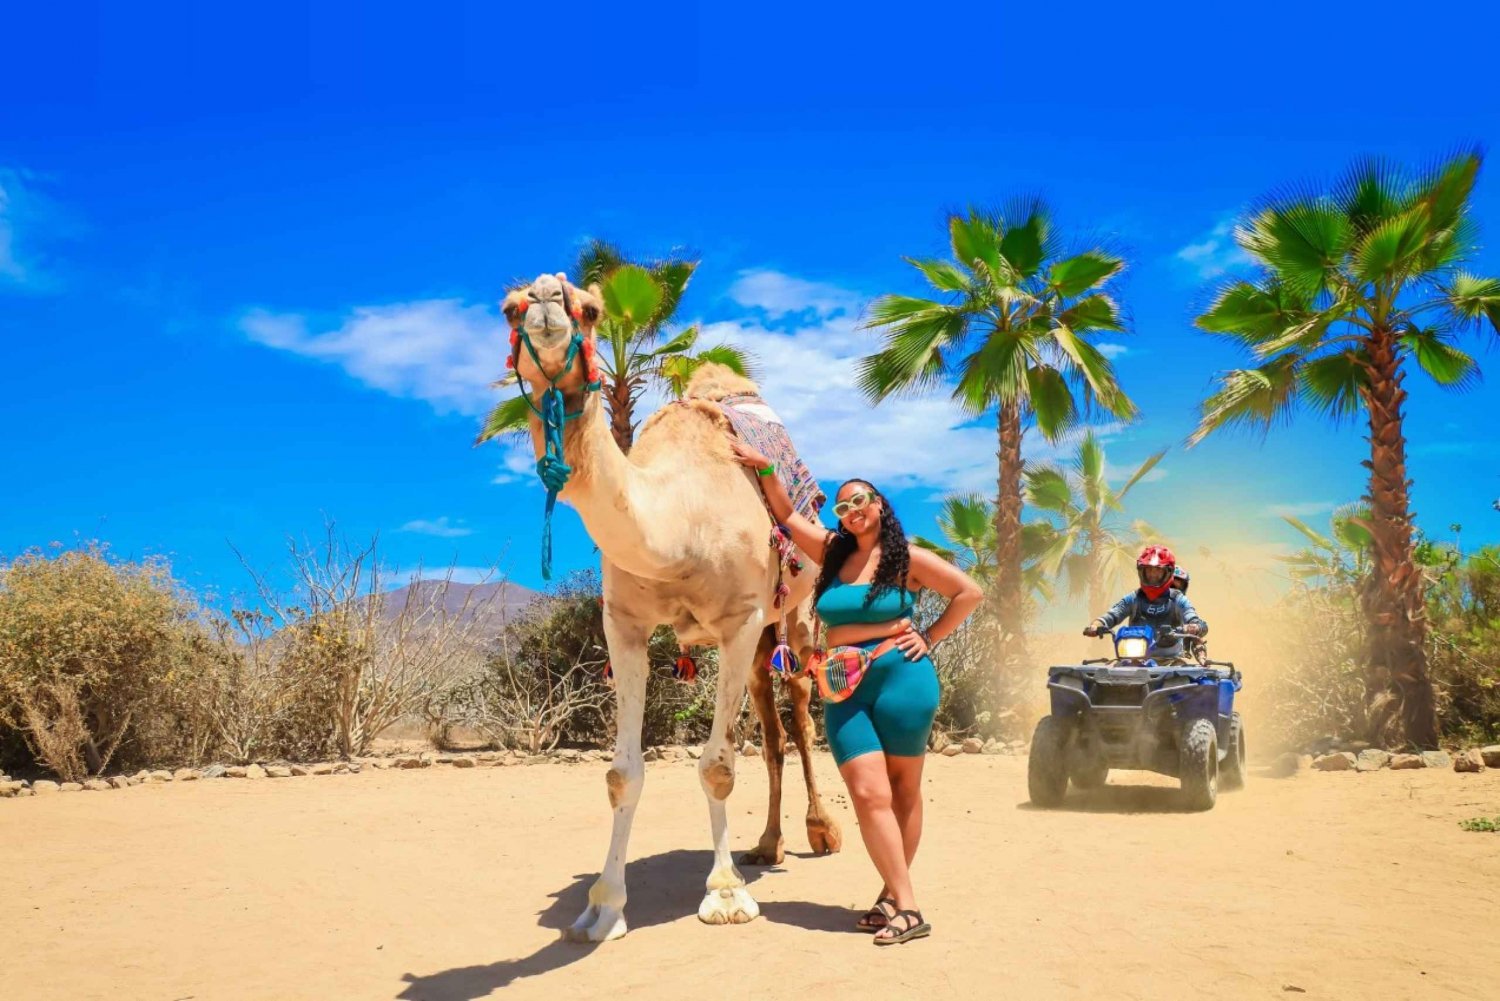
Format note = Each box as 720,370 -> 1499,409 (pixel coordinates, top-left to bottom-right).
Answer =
717,393 -> 824,519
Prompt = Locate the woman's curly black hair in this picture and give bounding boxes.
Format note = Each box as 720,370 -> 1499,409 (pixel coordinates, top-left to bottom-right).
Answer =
813,479 -> 911,607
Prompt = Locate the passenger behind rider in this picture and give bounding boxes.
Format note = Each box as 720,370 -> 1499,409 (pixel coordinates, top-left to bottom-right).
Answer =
1082,545 -> 1206,661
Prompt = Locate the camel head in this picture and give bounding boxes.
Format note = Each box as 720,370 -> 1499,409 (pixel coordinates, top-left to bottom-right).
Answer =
503,272 -> 604,405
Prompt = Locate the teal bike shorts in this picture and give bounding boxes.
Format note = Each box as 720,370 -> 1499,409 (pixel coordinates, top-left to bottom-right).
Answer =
823,643 -> 941,765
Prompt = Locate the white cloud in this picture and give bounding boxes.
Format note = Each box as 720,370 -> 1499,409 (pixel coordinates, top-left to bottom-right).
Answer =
399,516 -> 473,538
1267,500 -> 1336,519
0,168 -> 63,290
1097,342 -> 1129,359
727,269 -> 861,323
1174,217 -> 1252,281
491,439 -> 540,486
244,270 -> 1126,497
240,299 -> 507,416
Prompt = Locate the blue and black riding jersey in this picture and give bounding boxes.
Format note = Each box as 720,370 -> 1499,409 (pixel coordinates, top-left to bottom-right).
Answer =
1095,589 -> 1208,659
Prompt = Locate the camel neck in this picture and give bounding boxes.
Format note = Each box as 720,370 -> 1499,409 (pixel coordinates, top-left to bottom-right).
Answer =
531,395 -> 676,581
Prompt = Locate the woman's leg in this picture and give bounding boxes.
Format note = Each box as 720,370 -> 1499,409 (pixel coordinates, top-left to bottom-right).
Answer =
838,752 -> 917,913
886,752 -> 927,866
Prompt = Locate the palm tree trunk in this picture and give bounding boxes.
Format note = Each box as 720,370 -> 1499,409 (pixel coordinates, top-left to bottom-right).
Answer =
994,401 -> 1028,662
1360,325 -> 1438,749
607,378 -> 634,453
1085,522 -> 1104,616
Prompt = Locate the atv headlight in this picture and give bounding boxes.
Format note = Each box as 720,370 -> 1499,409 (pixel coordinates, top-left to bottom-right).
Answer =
1116,637 -> 1150,660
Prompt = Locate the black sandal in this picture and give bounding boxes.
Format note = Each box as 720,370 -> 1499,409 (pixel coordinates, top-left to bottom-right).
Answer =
856,896 -> 898,933
873,909 -> 931,945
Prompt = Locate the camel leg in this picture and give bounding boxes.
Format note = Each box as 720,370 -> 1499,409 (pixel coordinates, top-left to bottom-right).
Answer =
784,606 -> 843,855
740,628 -> 786,866
786,673 -> 843,854
567,612 -> 648,943
697,621 -> 762,925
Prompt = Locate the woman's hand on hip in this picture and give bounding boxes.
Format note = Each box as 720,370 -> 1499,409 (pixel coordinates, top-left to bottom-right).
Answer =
891,624 -> 930,661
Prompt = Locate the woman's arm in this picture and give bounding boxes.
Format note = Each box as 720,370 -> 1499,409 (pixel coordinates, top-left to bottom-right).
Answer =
888,546 -> 983,660
727,438 -> 831,562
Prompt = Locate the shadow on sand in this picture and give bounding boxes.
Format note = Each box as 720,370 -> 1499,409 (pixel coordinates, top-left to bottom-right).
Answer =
397,848 -> 852,1001
1015,782 -> 1197,814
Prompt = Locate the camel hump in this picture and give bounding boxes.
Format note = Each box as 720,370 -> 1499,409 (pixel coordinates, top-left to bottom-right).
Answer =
682,362 -> 759,402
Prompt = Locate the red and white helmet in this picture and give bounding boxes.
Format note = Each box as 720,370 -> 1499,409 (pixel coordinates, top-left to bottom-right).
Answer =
1137,544 -> 1177,600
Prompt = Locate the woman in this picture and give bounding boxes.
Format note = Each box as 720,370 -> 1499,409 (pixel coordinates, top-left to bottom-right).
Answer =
730,439 -> 983,946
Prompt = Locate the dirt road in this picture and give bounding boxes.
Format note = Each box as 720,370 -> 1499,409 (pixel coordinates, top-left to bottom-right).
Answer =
3,753 -> 1496,1000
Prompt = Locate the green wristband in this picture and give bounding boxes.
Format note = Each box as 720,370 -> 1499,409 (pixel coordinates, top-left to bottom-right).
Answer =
756,463 -> 776,478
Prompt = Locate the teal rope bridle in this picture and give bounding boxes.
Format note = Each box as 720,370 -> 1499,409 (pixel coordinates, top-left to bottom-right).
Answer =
511,313 -> 601,580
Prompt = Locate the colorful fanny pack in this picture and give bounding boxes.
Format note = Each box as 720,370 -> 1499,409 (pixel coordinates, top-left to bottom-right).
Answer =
809,637 -> 904,703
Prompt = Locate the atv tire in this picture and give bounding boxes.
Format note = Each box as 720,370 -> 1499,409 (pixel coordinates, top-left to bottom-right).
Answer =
1028,715 -> 1071,808
1179,718 -> 1218,811
1069,746 -> 1109,791
1221,712 -> 1246,792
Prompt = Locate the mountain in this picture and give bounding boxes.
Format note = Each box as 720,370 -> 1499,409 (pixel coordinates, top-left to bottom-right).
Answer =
379,578 -> 540,638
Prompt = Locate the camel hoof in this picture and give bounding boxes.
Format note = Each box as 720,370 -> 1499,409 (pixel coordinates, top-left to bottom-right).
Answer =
807,820 -> 843,855
738,841 -> 785,867
565,904 -> 628,943
697,886 -> 759,925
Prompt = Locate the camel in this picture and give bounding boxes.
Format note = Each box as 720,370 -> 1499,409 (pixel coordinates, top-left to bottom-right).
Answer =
501,273 -> 841,942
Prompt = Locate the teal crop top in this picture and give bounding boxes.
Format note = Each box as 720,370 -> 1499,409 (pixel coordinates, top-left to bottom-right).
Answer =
815,578 -> 918,627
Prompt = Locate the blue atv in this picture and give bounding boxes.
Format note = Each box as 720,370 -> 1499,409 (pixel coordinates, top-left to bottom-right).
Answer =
1027,624 -> 1244,811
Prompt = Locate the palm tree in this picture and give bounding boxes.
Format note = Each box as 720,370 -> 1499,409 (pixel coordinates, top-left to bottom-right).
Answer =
478,240 -> 753,452
860,201 -> 1136,658
1190,150 -> 1500,748
914,493 -> 1056,600
1025,431 -> 1166,615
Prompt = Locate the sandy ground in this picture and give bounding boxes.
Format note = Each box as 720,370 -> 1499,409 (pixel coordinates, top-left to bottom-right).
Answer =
3,754 -> 1498,1001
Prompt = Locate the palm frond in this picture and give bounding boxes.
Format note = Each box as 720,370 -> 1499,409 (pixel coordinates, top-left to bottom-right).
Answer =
475,394 -> 532,446
1400,326 -> 1480,389
1189,357 -> 1301,446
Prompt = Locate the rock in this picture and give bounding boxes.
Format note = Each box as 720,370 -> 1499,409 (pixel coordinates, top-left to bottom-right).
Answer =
368,759 -> 390,770
201,765 -> 227,779
311,762 -> 336,775
148,770 -> 173,783
1481,745 -> 1500,769
982,739 -> 1003,755
174,768 -> 199,782
83,779 -> 111,791
940,744 -> 963,757
1355,749 -> 1391,772
1007,739 -> 1027,750
346,762 -> 361,774
643,747 -> 662,762
930,732 -> 952,753
33,780 -> 60,794
58,781 -> 84,792
477,752 -> 500,763
741,741 -> 760,757
0,781 -> 22,798
395,756 -> 423,770
225,766 -> 249,778
1421,750 -> 1452,769
961,736 -> 984,754
1389,753 -> 1424,770
558,749 -> 584,764
524,754 -> 550,766
434,754 -> 456,765
108,776 -> 131,790
133,769 -> 151,782
1312,752 -> 1355,771
1454,749 -> 1485,773
244,764 -> 267,780
1268,752 -> 1302,778
265,765 -> 292,778
14,786 -> 34,797
685,746 -> 703,760
452,756 -> 477,768
289,764 -> 311,777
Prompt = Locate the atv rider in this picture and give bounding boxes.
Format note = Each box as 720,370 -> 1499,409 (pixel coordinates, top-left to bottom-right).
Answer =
1171,566 -> 1190,594
1083,545 -> 1207,661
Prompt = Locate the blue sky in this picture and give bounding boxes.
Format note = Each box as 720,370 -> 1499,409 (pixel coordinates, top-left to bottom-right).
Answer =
4,1 -> 1499,613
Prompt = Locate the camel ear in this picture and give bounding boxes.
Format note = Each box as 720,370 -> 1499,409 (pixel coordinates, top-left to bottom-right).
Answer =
501,290 -> 527,328
577,283 -> 603,328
